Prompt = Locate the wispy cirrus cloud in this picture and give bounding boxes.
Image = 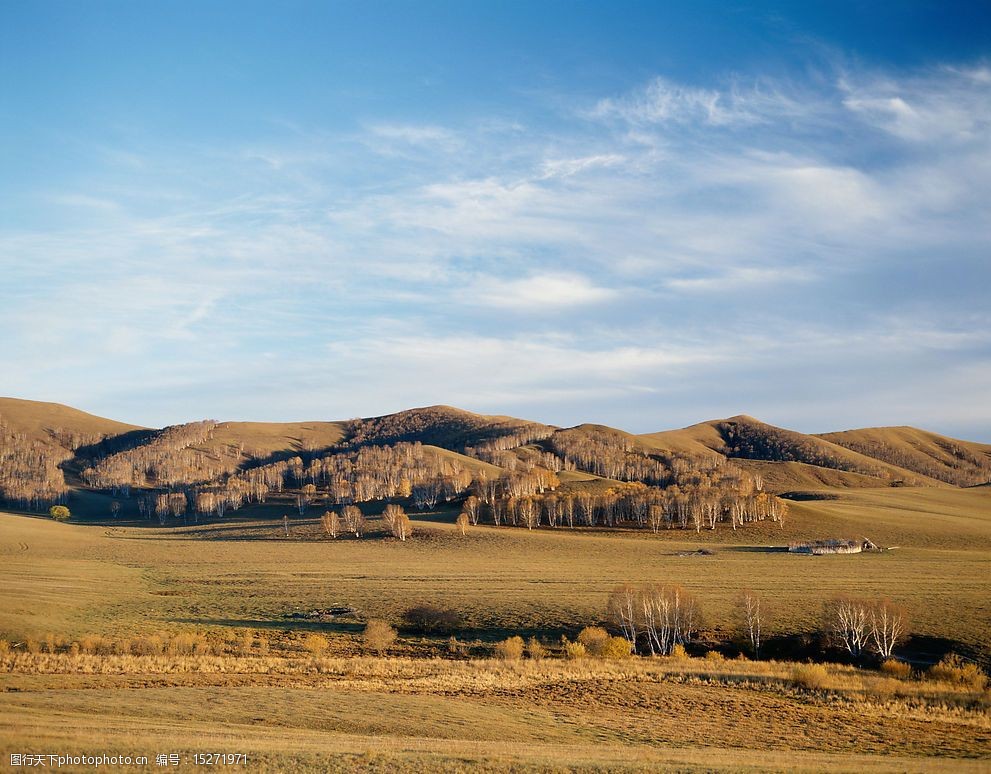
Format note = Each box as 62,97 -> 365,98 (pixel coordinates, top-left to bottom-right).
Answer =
591,75 -> 810,127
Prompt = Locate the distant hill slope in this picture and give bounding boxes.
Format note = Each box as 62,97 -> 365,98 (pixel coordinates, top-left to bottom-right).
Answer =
208,420 -> 348,461
4,396 -> 987,510
817,426 -> 991,487
344,405 -> 555,451
640,415 -> 946,490
0,397 -> 142,449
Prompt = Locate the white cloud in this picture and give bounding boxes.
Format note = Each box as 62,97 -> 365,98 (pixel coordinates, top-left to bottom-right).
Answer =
466,272 -> 619,309
538,154 -> 627,179
592,75 -> 808,127
1,60 -> 988,437
666,266 -> 816,293
841,66 -> 991,143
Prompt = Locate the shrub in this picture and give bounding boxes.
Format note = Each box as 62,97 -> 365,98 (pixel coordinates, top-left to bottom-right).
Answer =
79,635 -> 111,655
562,638 -> 587,659
494,636 -> 525,661
705,650 -> 726,662
927,654 -> 988,691
49,505 -> 70,521
130,635 -> 164,656
256,636 -> 270,657
447,636 -> 461,655
239,630 -> 255,656
792,663 -> 829,691
600,636 -> 632,660
401,604 -> 462,635
302,633 -> 329,657
576,626 -> 610,657
669,643 -> 688,660
0,640 -> 9,655
880,658 -> 912,679
167,632 -> 210,656
527,637 -> 546,660
363,620 -> 396,654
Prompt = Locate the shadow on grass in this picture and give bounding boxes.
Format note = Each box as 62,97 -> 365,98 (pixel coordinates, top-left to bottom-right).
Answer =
170,617 -> 366,634
724,546 -> 790,553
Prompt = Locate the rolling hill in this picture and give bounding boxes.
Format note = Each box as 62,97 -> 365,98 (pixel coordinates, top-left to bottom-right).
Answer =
639,415 -> 952,490
817,425 -> 991,487
1,396 -> 988,520
0,396 -> 143,448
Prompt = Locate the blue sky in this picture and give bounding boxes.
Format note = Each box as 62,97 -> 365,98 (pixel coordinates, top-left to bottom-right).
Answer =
1,2 -> 990,439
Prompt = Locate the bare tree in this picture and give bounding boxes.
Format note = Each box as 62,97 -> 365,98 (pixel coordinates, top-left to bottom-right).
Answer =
639,583 -> 699,656
382,503 -> 403,531
384,504 -> 411,541
518,497 -> 539,530
608,583 -> 640,653
463,495 -> 481,526
826,596 -> 870,657
869,598 -> 908,658
321,510 -> 339,538
738,590 -> 763,658
341,505 -> 364,537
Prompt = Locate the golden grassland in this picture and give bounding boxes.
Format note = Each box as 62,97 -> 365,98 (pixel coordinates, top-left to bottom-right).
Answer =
1,652 -> 989,772
1,484 -> 989,770
1,486 -> 989,654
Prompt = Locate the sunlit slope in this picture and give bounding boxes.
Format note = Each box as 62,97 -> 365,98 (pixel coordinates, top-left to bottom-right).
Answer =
0,397 -> 142,446
2,484 -> 989,654
207,420 -> 348,460
640,415 -> 947,491
818,426 -> 991,487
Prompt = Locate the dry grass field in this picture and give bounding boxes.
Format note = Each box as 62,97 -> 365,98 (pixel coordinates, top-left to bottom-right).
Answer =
1,652 -> 989,772
1,482 -> 990,770
2,485 -> 989,654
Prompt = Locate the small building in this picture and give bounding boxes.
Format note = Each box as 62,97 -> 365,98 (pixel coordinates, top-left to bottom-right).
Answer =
788,538 -> 872,555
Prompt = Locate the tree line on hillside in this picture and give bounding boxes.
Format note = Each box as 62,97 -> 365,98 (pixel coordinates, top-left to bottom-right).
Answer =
341,409 -> 554,451
80,421 -> 241,494
0,417 -> 70,508
130,441 -> 476,523
823,437 -> 991,487
717,420 -> 909,481
463,474 -> 786,531
15,413 -> 791,535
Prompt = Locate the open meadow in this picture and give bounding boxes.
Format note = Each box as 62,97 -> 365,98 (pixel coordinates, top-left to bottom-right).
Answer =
1,484 -> 990,771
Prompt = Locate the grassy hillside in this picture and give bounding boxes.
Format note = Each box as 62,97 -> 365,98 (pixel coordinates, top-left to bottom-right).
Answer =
0,397 -> 143,446
819,426 -> 991,487
641,416 -> 947,491
209,420 -> 348,461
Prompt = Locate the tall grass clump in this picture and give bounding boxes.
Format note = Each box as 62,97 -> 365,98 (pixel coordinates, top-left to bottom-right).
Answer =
494,636 -> 524,661
879,659 -> 912,679
791,663 -> 829,691
927,654 -> 988,691
526,637 -> 546,660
